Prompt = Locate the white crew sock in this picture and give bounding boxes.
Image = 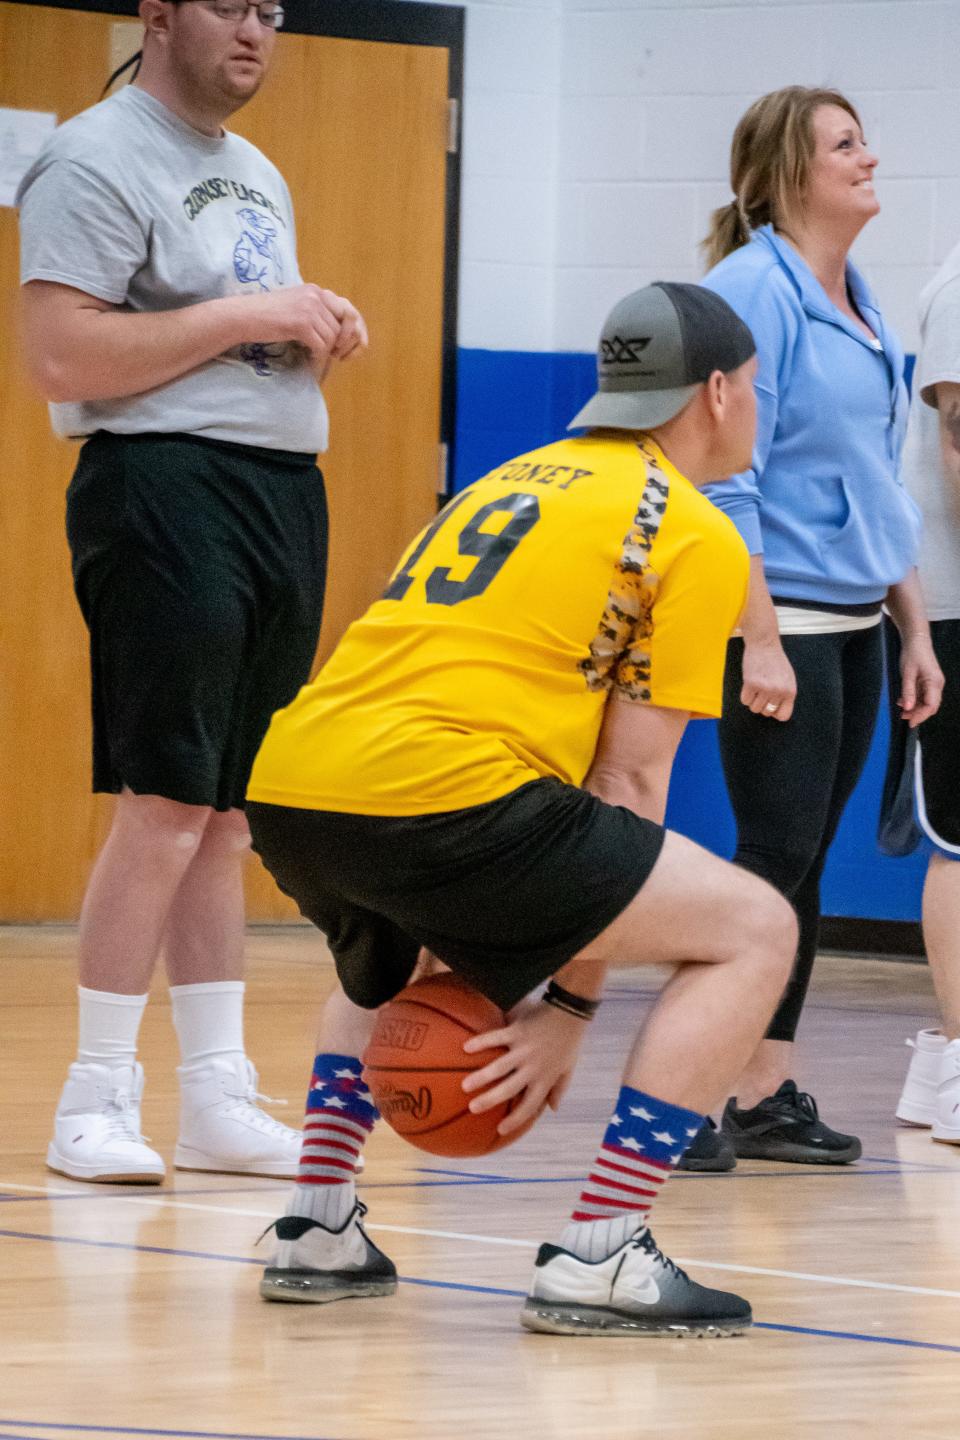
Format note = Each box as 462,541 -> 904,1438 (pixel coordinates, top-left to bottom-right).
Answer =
560,1213 -> 641,1264
286,1178 -> 357,1231
170,980 -> 245,1068
77,986 -> 148,1067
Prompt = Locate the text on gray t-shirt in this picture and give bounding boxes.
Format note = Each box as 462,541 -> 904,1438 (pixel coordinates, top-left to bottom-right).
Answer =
17,84 -> 328,453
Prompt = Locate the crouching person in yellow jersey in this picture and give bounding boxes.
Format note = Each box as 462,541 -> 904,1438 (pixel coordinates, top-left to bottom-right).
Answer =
247,283 -> 797,1337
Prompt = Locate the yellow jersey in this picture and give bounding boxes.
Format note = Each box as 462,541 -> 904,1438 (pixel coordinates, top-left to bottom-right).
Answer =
248,434 -> 748,816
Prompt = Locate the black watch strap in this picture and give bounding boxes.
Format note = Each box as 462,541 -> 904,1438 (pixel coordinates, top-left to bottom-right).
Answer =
542,979 -> 600,1021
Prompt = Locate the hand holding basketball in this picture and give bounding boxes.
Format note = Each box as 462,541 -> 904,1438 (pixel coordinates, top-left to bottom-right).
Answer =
362,973 -> 544,1155
463,996 -> 588,1136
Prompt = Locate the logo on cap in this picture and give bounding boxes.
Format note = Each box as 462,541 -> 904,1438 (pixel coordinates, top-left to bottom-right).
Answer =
601,335 -> 653,365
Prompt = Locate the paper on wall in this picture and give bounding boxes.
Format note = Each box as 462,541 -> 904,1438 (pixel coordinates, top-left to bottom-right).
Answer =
0,108 -> 57,208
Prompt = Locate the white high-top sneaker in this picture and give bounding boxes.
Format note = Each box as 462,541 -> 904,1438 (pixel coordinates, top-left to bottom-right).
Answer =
896,1029 -> 947,1126
931,1039 -> 960,1145
47,1061 -> 166,1184
175,1055 -> 301,1176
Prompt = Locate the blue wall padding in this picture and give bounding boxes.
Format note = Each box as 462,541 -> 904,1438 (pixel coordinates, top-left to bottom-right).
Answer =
452,345 -> 927,922
454,349 -> 595,491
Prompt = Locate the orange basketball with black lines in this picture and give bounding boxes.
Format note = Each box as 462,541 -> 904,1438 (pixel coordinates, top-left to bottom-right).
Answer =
361,973 -> 538,1156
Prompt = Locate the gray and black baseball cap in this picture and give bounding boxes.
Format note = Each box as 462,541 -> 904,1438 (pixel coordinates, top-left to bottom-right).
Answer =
568,281 -> 756,432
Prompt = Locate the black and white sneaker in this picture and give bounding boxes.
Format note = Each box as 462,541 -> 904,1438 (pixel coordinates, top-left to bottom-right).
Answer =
259,1202 -> 397,1303
521,1227 -> 751,1338
722,1081 -> 861,1164
677,1117 -> 736,1173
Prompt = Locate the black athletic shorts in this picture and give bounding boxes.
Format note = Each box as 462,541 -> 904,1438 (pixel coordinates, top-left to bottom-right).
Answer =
66,431 -> 327,811
916,618 -> 960,854
247,779 -> 666,1012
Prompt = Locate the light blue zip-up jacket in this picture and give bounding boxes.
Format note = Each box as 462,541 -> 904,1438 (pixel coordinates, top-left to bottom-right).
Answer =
701,225 -> 920,607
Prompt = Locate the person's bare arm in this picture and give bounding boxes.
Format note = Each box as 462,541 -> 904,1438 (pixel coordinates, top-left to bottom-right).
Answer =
548,698 -> 689,1001
20,279 -> 352,403
882,377 -> 960,728
464,699 -> 690,1130
885,567 -> 944,728
936,380 -> 960,505
582,695 -> 688,824
736,554 -> 797,722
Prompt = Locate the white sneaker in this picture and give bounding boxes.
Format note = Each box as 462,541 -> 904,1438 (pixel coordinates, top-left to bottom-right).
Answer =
521,1227 -> 751,1337
174,1055 -> 302,1177
896,1028 -> 946,1126
47,1061 -> 165,1184
259,1202 -> 397,1303
932,1039 -> 960,1144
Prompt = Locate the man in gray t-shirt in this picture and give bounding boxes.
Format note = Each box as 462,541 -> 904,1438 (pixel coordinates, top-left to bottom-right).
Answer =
893,244 -> 960,1145
17,0 -> 366,1186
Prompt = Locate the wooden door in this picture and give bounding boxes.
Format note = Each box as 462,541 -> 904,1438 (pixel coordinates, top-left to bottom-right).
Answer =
0,1 -> 450,919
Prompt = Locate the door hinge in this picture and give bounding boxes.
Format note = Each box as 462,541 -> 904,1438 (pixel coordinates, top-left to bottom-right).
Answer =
446,98 -> 460,156
437,441 -> 450,497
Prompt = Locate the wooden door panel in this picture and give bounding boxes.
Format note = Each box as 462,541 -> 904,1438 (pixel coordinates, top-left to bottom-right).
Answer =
0,3 -> 449,920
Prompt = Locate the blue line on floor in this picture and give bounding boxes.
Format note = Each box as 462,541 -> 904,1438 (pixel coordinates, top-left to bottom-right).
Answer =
400,1274 -> 526,1298
415,1166 -> 514,1181
0,1229 -> 262,1266
859,1155 -> 960,1171
363,1164 -> 952,1186
1,1226 -> 958,1354
672,1165 -> 955,1179
753,1321 -> 960,1354
0,1425 -> 337,1440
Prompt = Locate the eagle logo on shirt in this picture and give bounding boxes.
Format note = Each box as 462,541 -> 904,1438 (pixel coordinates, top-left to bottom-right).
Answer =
233,207 -> 284,291
232,207 -> 286,375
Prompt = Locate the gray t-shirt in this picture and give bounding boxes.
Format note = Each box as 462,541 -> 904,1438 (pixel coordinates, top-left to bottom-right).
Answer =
901,242 -> 960,619
17,85 -> 328,453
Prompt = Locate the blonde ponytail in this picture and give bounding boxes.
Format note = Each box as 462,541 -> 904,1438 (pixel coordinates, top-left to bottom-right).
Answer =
701,200 -> 751,270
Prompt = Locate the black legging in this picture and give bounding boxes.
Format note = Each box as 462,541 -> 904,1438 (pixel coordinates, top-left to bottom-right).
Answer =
719,625 -> 884,1042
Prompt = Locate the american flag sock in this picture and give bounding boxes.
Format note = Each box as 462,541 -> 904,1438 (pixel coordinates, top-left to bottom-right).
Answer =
285,1053 -> 379,1231
560,1085 -> 704,1262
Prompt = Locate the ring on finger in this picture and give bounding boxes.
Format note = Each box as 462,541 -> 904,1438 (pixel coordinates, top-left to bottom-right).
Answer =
764,701 -> 779,713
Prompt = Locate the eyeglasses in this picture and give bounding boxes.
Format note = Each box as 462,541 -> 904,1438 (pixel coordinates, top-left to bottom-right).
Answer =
173,0 -> 285,29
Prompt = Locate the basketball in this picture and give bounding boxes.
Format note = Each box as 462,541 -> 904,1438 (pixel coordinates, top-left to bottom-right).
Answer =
361,972 -> 539,1157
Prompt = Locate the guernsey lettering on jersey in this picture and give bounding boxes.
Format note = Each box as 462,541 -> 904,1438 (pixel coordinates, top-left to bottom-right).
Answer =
182,177 -> 287,226
248,434 -> 749,817
495,459 -> 595,490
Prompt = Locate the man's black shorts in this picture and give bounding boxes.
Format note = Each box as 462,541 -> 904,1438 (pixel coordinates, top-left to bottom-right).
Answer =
917,618 -> 960,854
247,779 -> 666,1012
66,431 -> 327,811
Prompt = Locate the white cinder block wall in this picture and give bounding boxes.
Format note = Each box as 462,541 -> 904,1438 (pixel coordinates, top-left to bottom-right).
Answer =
404,0 -> 960,355
456,0 -> 562,350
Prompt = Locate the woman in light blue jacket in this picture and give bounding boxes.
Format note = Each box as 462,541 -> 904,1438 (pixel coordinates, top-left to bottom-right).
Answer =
688,87 -> 942,1170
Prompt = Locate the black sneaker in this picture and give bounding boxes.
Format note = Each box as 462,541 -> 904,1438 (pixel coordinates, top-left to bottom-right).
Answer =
521,1226 -> 751,1338
259,1202 -> 398,1303
721,1081 -> 862,1164
677,1116 -> 736,1173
